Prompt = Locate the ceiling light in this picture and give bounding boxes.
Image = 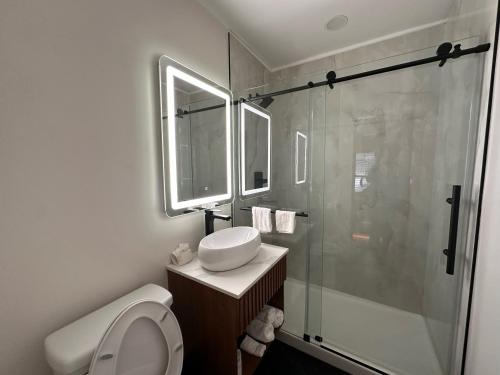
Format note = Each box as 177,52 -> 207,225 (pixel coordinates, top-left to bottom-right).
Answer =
326,15 -> 348,31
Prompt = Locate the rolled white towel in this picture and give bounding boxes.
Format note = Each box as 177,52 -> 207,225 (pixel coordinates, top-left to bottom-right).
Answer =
262,305 -> 284,328
273,310 -> 284,328
170,245 -> 194,266
256,306 -> 277,325
246,319 -> 274,343
177,242 -> 190,250
240,335 -> 266,357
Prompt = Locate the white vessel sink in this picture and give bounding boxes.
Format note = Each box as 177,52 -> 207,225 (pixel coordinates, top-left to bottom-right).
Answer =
198,226 -> 261,271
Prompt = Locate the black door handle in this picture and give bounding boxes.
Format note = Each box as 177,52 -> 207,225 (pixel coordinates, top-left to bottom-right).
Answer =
443,185 -> 461,275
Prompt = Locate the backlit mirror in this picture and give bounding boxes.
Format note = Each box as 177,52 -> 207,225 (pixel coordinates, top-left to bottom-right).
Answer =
240,102 -> 271,196
159,56 -> 233,216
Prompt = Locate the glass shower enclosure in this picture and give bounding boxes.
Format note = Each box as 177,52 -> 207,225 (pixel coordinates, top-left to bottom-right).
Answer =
299,44 -> 483,375
230,34 -> 488,374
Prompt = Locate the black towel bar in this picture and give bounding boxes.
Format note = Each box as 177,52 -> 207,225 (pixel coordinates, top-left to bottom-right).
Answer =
239,206 -> 309,218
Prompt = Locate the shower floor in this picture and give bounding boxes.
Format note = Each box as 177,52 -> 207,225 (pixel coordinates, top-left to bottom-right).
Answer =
282,278 -> 443,375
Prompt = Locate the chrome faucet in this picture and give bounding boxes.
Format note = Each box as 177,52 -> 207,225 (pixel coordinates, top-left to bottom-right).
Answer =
205,209 -> 232,235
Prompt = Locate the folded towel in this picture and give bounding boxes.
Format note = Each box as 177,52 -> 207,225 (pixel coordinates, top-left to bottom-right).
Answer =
170,245 -> 194,266
273,310 -> 284,328
275,210 -> 296,234
256,306 -> 277,325
177,242 -> 190,250
246,319 -> 274,343
240,335 -> 266,357
252,207 -> 272,234
262,305 -> 284,328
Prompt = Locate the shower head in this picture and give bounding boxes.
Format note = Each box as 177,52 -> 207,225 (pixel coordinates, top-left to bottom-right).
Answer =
259,97 -> 274,109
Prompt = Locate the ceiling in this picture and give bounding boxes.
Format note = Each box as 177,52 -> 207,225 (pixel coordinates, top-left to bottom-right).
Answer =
197,0 -> 455,71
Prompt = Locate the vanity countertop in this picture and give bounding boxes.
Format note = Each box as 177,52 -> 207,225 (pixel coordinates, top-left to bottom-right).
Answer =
166,243 -> 288,299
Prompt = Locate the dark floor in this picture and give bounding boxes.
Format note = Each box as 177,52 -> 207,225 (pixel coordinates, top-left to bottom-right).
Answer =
254,341 -> 349,375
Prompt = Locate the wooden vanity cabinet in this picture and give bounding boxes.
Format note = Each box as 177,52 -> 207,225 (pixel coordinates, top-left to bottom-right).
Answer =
167,256 -> 286,375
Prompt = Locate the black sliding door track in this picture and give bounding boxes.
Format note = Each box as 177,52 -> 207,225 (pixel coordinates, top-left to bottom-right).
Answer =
176,41 -> 490,117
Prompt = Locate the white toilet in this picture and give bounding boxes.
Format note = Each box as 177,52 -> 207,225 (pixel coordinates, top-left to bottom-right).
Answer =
44,284 -> 183,375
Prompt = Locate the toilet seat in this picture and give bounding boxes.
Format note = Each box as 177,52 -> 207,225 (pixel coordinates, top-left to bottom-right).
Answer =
88,300 -> 183,375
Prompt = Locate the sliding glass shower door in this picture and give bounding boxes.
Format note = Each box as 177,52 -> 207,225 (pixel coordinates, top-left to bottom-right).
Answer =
306,43 -> 484,375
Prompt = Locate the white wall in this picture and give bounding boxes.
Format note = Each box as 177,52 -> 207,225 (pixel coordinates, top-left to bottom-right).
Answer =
0,1 -> 228,374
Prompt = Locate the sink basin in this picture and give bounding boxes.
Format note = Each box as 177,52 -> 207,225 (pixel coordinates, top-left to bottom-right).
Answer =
198,226 -> 261,271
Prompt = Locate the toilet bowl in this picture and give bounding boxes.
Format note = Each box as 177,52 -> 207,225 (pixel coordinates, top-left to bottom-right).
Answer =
44,284 -> 183,375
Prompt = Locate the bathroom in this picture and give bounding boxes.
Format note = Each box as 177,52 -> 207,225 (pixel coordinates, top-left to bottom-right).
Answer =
1,0 -> 500,374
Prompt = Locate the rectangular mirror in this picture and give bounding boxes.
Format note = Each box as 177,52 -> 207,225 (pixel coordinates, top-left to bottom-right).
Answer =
159,56 -> 233,216
295,131 -> 307,184
240,102 -> 271,196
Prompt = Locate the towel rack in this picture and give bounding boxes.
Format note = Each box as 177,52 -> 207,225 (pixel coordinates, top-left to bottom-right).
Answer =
240,206 -> 309,218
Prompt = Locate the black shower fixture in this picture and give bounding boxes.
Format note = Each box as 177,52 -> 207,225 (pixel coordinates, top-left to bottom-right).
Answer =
326,71 -> 336,89
259,97 -> 274,109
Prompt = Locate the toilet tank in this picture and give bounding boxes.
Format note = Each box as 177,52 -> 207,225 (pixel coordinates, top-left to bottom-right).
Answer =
44,284 -> 173,375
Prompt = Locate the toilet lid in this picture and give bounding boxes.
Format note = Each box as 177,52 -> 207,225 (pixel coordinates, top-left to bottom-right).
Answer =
88,300 -> 183,375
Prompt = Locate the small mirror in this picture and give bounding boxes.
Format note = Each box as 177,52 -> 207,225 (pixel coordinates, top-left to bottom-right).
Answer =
240,102 -> 271,196
295,131 -> 307,184
159,56 -> 233,216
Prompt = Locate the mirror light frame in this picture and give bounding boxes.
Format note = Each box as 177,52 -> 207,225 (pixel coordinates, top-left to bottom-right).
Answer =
240,102 -> 271,197
159,56 -> 233,215
295,131 -> 307,185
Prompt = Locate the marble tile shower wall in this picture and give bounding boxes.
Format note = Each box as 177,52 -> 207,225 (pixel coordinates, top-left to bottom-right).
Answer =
229,33 -> 270,225
230,34 -> 312,283
263,25 -> 448,313
230,21 -> 486,314
323,65 -> 441,314
260,89 -> 311,282
231,26 -> 444,292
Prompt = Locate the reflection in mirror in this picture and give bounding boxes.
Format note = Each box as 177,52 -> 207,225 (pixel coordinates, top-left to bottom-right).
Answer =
295,131 -> 307,184
159,56 -> 233,216
240,102 -> 271,196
